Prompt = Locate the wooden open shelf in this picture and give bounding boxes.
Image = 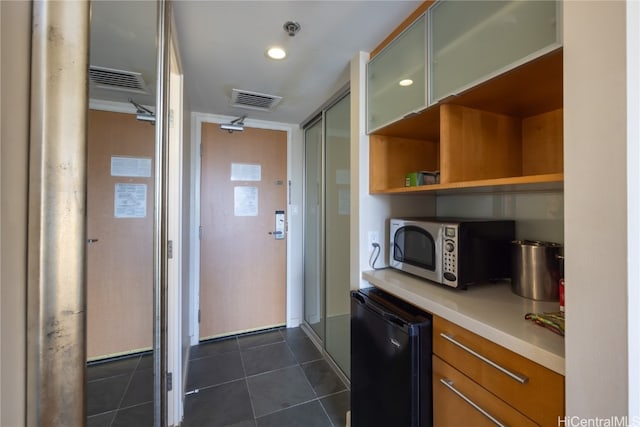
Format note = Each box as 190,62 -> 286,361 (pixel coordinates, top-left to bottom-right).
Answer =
373,48 -> 563,140
370,173 -> 564,195
369,49 -> 564,195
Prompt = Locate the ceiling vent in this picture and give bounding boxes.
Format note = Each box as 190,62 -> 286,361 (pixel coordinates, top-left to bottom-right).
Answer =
89,65 -> 149,94
230,89 -> 283,112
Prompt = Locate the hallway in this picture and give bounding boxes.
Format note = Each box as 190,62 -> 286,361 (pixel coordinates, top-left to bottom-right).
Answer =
87,327 -> 350,426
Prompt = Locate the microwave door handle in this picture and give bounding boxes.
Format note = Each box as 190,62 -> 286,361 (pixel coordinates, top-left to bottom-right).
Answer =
393,243 -> 404,261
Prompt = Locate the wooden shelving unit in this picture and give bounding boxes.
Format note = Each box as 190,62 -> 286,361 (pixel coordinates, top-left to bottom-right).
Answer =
369,49 -> 564,195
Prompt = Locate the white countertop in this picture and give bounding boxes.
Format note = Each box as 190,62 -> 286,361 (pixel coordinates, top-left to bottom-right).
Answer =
362,269 -> 565,375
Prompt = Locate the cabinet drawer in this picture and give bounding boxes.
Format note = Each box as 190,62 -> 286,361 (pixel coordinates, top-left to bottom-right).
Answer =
433,355 -> 537,427
433,316 -> 564,426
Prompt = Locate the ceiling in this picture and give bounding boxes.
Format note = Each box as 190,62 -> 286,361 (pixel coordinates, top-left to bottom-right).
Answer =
89,0 -> 422,125
89,1 -> 158,108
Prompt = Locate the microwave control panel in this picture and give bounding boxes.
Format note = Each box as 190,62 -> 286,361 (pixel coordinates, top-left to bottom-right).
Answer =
443,226 -> 457,283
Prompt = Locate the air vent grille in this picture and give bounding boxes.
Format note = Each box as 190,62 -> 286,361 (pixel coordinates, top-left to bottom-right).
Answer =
89,66 -> 149,94
230,89 -> 283,112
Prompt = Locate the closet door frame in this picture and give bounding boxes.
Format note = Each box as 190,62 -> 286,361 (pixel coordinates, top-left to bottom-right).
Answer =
303,115 -> 326,342
301,89 -> 351,380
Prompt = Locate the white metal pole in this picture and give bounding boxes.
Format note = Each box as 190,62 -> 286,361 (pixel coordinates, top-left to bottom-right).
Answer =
27,1 -> 90,425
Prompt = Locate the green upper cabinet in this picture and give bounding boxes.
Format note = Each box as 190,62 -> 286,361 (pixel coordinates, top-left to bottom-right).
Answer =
367,14 -> 427,133
428,0 -> 561,105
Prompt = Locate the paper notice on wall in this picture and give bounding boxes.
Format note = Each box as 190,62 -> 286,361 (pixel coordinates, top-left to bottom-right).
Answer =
231,163 -> 261,181
111,156 -> 152,177
114,183 -> 147,218
234,186 -> 258,216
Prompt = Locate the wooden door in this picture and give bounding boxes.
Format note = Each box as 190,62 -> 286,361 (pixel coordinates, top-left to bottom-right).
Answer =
200,123 -> 287,339
86,109 -> 154,360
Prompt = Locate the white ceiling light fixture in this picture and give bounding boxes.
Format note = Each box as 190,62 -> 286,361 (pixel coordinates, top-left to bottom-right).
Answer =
399,79 -> 414,87
267,47 -> 286,60
266,21 -> 301,60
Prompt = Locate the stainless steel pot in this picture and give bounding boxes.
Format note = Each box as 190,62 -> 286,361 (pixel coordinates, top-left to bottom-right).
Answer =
510,240 -> 563,301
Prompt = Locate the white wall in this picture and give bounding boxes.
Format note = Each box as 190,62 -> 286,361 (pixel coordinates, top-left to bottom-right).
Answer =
350,51 -> 437,290
288,125 -> 305,327
627,1 -> 640,420
181,76 -> 193,393
437,191 -> 564,244
0,2 -> 30,425
564,1 -> 629,420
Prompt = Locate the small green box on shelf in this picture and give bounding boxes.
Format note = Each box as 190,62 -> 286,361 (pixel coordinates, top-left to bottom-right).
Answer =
405,171 -> 440,187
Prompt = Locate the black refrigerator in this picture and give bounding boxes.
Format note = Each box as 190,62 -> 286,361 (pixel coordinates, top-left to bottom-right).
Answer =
351,287 -> 432,427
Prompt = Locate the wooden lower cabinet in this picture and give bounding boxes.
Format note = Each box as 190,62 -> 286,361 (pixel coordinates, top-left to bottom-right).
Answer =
433,355 -> 537,427
432,315 -> 564,427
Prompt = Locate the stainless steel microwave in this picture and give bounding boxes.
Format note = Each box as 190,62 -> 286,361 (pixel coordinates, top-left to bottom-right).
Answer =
389,218 -> 515,289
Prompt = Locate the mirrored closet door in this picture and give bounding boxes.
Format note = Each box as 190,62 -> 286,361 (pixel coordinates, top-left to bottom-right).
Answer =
303,92 -> 351,378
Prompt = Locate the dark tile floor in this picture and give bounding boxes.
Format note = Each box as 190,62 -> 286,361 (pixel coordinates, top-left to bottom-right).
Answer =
183,327 -> 350,427
87,327 -> 350,427
87,352 -> 154,427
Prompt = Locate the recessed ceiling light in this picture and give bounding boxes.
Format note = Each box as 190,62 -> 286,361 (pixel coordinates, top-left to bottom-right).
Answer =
399,79 -> 413,87
267,47 -> 286,60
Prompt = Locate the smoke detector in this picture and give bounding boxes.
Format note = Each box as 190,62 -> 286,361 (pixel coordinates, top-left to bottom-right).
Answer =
283,21 -> 301,37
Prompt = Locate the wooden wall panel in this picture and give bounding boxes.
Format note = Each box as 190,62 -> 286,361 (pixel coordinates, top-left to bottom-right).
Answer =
522,109 -> 564,175
440,104 -> 522,184
369,134 -> 439,191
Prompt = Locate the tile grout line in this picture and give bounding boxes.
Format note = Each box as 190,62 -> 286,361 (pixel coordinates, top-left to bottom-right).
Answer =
318,390 -> 351,427
254,396 -> 324,421
241,340 -> 299,378
318,398 -> 338,427
249,336 -> 334,424
184,339 -> 244,394
185,342 -> 298,393
296,348 -> 336,427
244,361 -> 300,381
237,335 -> 259,422
238,338 -> 286,352
108,354 -> 142,427
248,332 -> 317,422
183,327 -> 349,426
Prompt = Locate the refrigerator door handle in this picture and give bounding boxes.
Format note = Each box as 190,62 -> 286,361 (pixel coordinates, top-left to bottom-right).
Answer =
351,292 -> 366,304
352,292 -> 398,322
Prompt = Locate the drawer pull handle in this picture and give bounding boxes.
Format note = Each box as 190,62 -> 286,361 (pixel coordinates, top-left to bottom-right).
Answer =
440,378 -> 507,427
440,333 -> 529,384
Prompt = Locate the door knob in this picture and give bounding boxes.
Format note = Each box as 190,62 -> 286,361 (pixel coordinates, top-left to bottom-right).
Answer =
87,238 -> 99,244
